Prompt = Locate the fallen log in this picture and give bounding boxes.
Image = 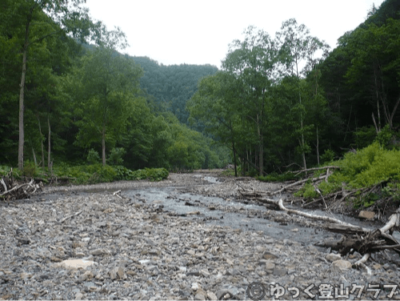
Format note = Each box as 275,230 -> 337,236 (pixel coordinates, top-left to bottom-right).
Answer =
239,184 -> 400,266
290,166 -> 341,175
270,175 -> 327,196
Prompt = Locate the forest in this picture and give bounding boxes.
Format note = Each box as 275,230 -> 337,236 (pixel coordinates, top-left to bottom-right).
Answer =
0,0 -> 399,191
188,0 -> 400,179
0,0 -> 228,183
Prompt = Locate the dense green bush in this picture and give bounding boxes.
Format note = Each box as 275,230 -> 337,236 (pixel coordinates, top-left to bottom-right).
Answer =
87,149 -> 101,164
108,148 -> 126,165
53,164 -> 168,184
294,142 -> 400,204
258,172 -> 299,182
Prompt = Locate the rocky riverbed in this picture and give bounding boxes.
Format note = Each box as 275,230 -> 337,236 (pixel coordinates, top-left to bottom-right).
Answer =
1,173 -> 400,300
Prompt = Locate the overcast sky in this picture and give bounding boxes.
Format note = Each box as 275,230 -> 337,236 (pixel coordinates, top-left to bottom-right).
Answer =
84,0 -> 385,68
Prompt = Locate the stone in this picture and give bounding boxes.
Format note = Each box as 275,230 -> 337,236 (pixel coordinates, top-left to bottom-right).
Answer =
207,291 -> 218,301
192,282 -> 201,290
373,264 -> 382,270
194,288 -> 207,301
273,267 -> 287,276
265,262 -> 275,270
55,259 -> 96,269
332,260 -> 352,270
109,267 -> 124,280
91,249 -> 110,256
262,252 -> 278,260
326,253 -> 341,262
359,210 -> 375,220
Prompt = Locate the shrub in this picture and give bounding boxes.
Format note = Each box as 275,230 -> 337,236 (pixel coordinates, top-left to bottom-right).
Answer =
108,148 -> 126,165
258,172 -> 299,182
320,149 -> 335,163
87,149 -> 100,165
22,161 -> 37,177
86,164 -> 117,183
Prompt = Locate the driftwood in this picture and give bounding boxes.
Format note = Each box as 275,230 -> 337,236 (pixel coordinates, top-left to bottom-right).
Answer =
270,175 -> 327,196
290,166 -> 340,175
0,170 -> 41,201
238,184 -> 400,267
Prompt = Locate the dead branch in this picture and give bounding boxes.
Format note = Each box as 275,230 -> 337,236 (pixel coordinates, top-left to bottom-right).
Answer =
0,178 -> 7,192
270,175 -> 327,195
0,179 -> 34,196
290,166 -> 340,175
355,253 -> 370,267
59,211 -> 82,223
313,184 -> 327,209
238,184 -> 400,264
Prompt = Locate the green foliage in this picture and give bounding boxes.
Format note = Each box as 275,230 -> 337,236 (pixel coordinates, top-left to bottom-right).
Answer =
108,148 -> 126,165
320,149 -> 335,163
375,125 -> 397,149
87,149 -> 100,165
295,142 -> 400,201
22,161 -> 37,177
258,172 -> 299,182
382,182 -> 400,201
337,142 -> 400,188
352,193 -> 380,209
355,126 -> 377,149
54,164 -> 168,184
132,56 -> 218,125
294,182 -> 318,199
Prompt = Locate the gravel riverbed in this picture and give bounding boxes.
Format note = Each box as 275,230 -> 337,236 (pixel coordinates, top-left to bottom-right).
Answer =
1,173 -> 400,300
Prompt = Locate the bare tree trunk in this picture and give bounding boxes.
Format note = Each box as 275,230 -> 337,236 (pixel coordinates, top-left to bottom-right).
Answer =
47,117 -> 51,171
259,133 -> 264,176
232,140 -> 237,177
300,118 -> 307,170
316,126 -> 320,166
388,97 -> 400,130
32,148 -> 37,166
37,115 -> 44,168
374,69 -> 381,131
256,113 -> 264,176
18,20 -> 31,170
102,126 -> 106,166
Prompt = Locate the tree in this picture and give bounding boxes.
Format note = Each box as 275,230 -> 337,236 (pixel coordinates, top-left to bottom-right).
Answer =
222,26 -> 279,175
276,18 -> 329,169
188,72 -> 243,176
3,0 -> 100,169
74,47 -> 143,166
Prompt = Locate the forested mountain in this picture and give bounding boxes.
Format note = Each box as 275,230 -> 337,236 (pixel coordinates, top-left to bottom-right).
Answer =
131,57 -> 218,124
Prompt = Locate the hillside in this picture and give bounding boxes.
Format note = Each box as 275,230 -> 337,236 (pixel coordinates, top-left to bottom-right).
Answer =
131,57 -> 218,124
